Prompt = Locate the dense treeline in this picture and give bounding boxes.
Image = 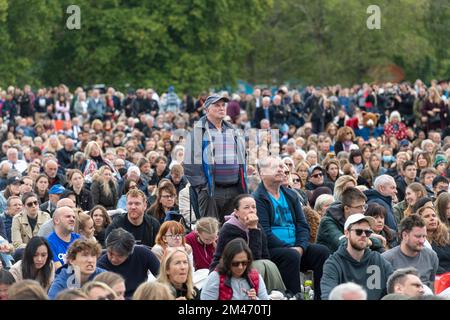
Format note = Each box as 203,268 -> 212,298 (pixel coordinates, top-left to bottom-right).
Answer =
0,0 -> 449,93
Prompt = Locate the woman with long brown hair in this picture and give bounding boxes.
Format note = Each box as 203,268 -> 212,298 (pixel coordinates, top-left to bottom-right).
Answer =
417,206 -> 450,274
393,182 -> 427,225
435,192 -> 450,228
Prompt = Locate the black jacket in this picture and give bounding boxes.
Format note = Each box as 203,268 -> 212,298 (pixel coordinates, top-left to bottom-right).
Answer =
105,212 -> 160,248
91,180 -> 118,210
253,107 -> 274,128
57,148 -> 76,170
70,186 -> 93,211
210,217 -> 270,271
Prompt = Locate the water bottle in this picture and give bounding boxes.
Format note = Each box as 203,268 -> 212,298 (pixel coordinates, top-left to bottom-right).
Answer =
303,280 -> 314,300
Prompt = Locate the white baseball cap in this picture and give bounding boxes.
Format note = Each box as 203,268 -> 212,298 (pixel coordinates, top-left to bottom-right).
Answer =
344,213 -> 376,231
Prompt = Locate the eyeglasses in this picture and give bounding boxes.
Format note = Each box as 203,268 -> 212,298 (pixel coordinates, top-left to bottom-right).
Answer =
165,234 -> 182,239
231,260 -> 250,267
350,229 -> 373,237
161,195 -> 175,199
348,204 -> 369,211
26,201 -> 39,208
311,173 -> 323,178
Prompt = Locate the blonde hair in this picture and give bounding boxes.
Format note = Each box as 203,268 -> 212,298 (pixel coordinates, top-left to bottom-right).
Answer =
333,175 -> 357,202
132,282 -> 175,300
82,281 -> 117,300
84,141 -> 103,159
7,280 -> 48,300
92,165 -> 117,198
195,217 -> 219,247
157,248 -> 196,300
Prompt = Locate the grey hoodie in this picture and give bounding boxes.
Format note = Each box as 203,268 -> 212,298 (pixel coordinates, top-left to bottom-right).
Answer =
321,244 -> 394,300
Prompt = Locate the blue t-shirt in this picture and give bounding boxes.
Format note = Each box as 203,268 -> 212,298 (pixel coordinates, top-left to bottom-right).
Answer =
269,192 -> 296,246
47,232 -> 81,266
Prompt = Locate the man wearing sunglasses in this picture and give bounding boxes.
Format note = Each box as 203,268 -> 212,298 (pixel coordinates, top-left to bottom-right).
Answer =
317,187 -> 382,253
305,165 -> 334,192
321,213 -> 394,300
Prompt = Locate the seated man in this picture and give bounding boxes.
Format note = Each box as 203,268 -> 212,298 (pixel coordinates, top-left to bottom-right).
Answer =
105,189 -> 160,247
97,228 -> 160,299
381,215 -> 439,291
320,214 -> 394,300
305,165 -> 334,192
316,187 -> 382,253
253,155 -> 330,299
47,206 -> 80,270
386,267 -> 425,298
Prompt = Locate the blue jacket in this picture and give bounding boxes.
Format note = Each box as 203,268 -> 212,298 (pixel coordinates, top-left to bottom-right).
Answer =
364,189 -> 398,231
48,264 -> 105,299
253,184 -> 310,250
184,116 -> 247,197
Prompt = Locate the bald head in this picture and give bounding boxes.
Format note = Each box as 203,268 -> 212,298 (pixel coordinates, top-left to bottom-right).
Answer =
57,198 -> 75,209
53,206 -> 76,234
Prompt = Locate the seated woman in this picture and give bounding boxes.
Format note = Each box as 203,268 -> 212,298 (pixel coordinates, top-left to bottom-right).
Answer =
211,194 -> 286,294
78,212 -> 96,241
364,203 -> 398,251
156,247 -> 200,300
66,169 -> 93,211
91,166 -> 119,210
89,205 -> 111,248
185,217 -> 219,270
393,183 -> 427,225
416,206 -> 450,275
11,192 -> 51,249
201,238 -> 269,300
48,238 -> 105,299
147,180 -> 178,224
9,236 -> 55,292
152,221 -> 193,267
34,174 -> 49,205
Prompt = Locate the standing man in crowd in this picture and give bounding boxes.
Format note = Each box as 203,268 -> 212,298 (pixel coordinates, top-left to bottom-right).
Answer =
184,93 -> 248,223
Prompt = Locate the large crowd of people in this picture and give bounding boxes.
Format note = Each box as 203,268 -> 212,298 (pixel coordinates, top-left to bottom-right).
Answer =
0,80 -> 449,300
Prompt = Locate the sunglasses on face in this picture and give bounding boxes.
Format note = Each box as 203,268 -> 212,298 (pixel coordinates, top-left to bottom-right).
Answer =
311,173 -> 323,178
26,201 -> 39,208
350,229 -> 373,237
231,260 -> 250,267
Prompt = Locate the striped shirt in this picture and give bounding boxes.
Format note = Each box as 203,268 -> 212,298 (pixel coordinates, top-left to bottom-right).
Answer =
207,120 -> 240,186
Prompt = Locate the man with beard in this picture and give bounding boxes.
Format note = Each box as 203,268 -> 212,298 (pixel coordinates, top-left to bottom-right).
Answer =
47,206 -> 80,270
382,215 -> 438,292
105,189 -> 160,247
321,213 -> 394,300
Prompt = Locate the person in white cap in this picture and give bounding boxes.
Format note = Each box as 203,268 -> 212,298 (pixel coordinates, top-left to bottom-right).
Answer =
321,213 -> 394,300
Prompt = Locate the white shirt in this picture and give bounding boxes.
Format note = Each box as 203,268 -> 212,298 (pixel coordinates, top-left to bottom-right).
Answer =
0,160 -> 28,173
